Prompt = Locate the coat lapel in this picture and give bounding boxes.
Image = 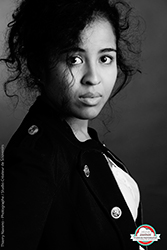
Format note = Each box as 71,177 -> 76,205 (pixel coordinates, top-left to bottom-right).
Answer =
78,149 -> 138,249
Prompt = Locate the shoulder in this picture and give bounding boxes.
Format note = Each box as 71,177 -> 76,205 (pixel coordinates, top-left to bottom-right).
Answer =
5,100 -> 79,179
5,113 -> 57,159
5,97 -> 65,154
4,105 -> 67,186
5,110 -> 69,193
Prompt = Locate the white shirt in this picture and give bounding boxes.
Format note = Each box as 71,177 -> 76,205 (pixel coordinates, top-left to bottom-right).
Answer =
103,154 -> 140,221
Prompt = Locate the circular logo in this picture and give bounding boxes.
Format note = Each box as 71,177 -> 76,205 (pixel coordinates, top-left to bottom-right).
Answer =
130,224 -> 160,246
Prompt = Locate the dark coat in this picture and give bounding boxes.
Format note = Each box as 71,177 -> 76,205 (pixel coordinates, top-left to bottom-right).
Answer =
5,96 -> 143,249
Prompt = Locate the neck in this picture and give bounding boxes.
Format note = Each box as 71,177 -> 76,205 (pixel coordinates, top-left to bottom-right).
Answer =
65,117 -> 91,142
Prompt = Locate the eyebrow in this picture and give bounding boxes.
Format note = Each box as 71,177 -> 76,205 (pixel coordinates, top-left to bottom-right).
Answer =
99,48 -> 117,53
64,47 -> 117,54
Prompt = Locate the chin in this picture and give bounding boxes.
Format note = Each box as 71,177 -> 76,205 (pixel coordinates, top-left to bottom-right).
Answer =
77,107 -> 102,120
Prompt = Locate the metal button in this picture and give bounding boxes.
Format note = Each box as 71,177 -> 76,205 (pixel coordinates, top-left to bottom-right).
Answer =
111,207 -> 122,219
83,165 -> 90,177
28,125 -> 39,135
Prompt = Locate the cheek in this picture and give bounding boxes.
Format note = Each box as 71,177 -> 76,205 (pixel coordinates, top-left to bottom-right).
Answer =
105,70 -> 118,93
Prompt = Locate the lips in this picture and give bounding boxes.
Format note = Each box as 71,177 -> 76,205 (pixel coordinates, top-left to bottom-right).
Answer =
79,92 -> 102,106
80,92 -> 101,98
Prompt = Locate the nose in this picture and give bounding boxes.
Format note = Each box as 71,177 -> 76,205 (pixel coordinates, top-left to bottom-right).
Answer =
81,63 -> 101,85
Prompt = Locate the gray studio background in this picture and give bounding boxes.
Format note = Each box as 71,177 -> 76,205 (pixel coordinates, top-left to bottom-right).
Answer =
0,0 -> 167,249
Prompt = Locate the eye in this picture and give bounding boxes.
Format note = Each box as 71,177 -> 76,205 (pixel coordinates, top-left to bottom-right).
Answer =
67,56 -> 83,65
100,55 -> 113,65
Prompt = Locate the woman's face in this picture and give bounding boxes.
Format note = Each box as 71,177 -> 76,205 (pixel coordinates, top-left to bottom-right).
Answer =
45,18 -> 117,120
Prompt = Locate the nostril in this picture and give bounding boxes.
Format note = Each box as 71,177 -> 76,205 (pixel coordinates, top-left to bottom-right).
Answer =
81,74 -> 101,85
82,79 -> 101,85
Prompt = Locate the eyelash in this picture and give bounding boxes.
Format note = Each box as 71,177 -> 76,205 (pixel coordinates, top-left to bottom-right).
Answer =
67,55 -> 114,66
67,56 -> 83,65
99,55 -> 113,64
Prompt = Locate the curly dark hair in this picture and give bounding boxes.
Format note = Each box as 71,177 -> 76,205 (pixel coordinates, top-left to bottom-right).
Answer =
0,0 -> 143,105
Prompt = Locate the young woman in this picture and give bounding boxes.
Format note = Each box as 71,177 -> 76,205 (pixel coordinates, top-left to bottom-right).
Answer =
2,0 -> 145,249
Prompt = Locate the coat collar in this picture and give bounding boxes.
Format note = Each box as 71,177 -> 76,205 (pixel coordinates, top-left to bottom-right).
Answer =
29,96 -> 128,172
28,96 -> 103,148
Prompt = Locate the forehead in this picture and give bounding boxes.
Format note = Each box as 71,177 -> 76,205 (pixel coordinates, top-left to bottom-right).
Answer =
79,18 -> 116,49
